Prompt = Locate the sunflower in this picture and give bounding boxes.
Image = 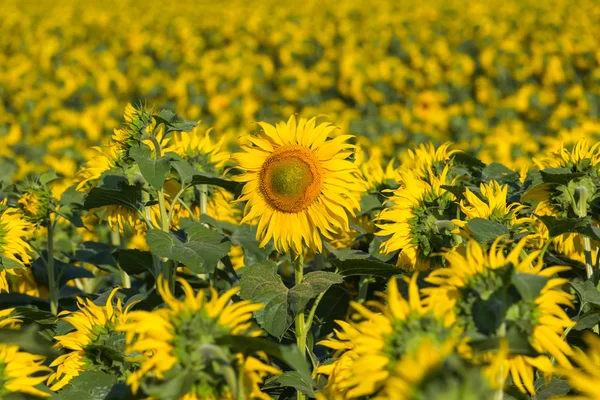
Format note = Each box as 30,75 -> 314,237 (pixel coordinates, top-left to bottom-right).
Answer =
398,142 -> 458,182
47,287 -> 136,391
232,115 -> 365,254
453,180 -> 533,234
168,124 -> 230,173
317,274 -> 458,398
0,200 -> 34,292
424,238 -> 575,395
112,103 -> 154,157
525,138 -> 600,263
558,332 -> 600,400
75,144 -> 120,192
376,166 -> 460,269
118,277 -> 279,399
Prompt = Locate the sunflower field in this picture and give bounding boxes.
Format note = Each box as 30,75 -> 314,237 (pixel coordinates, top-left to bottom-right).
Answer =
2,0 -> 600,399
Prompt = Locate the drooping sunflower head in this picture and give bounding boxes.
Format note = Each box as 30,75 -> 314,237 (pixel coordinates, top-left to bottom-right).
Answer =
425,237 -> 575,395
112,103 -> 154,157
119,277 -> 278,399
317,274 -> 459,398
376,166 -> 460,269
454,180 -> 533,232
48,288 -> 136,391
0,199 -> 34,270
0,344 -> 51,398
232,115 -> 366,254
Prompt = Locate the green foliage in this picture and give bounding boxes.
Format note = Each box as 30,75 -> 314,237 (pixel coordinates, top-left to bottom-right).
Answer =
146,222 -> 230,274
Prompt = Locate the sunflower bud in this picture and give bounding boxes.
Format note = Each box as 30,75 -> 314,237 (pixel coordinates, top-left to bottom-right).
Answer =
18,184 -> 54,224
112,103 -> 154,157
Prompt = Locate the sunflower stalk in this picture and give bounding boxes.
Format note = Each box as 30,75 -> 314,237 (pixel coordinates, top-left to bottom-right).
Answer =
46,219 -> 58,316
574,186 -> 595,281
147,129 -> 175,291
293,251 -> 307,400
111,230 -> 130,289
494,322 -> 506,400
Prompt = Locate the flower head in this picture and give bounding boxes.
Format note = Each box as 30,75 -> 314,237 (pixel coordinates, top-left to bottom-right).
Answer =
232,115 -> 366,254
425,238 -> 575,394
118,277 -> 279,399
376,166 -> 460,269
0,344 -> 51,398
317,274 -> 458,398
48,288 -> 136,391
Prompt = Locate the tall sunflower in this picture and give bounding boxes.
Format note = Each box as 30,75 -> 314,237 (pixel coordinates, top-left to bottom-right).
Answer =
48,287 -> 136,391
118,277 -> 279,399
376,166 -> 460,269
0,199 -> 34,292
424,238 -> 575,395
317,274 -> 459,398
232,115 -> 365,254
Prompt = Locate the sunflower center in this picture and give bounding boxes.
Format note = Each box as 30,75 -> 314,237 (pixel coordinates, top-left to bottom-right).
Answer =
260,145 -> 323,213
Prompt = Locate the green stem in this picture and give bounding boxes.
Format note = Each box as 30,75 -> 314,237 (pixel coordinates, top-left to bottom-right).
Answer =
358,276 -> 370,304
494,322 -> 506,400
200,184 -> 208,215
47,221 -> 58,315
168,185 -> 188,224
111,230 -> 130,288
305,291 -> 325,331
293,251 -> 306,400
574,186 -> 595,281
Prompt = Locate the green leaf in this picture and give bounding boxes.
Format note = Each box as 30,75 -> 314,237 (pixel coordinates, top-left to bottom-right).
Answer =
468,326 -> 537,356
540,168 -> 585,185
289,271 -> 343,313
216,335 -> 311,382
82,176 -> 141,211
269,371 -> 315,397
0,325 -> 57,357
534,378 -> 571,400
466,218 -> 509,243
482,163 -> 519,183
130,144 -> 172,189
537,215 -> 600,240
0,255 -> 25,270
572,280 -> 600,307
239,261 -> 292,340
229,223 -> 273,266
573,311 -> 600,331
51,370 -> 117,400
116,249 -> 153,275
359,194 -> 382,215
40,170 -> 59,185
441,185 -> 467,201
153,109 -> 198,133
511,273 -> 548,302
169,154 -> 240,193
146,223 -> 229,274
332,258 -> 399,277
